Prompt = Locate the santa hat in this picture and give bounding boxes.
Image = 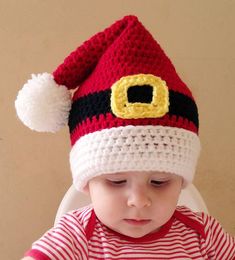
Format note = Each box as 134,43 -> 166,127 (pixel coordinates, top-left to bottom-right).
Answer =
15,15 -> 200,191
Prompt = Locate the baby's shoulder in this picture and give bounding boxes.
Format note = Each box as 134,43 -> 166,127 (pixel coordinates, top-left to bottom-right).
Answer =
175,205 -> 212,237
176,205 -> 205,222
175,207 -> 235,258
175,205 -> 228,238
176,205 -> 215,225
57,204 -> 93,230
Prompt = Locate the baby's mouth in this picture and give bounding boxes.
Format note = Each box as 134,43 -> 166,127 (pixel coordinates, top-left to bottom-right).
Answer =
124,219 -> 151,226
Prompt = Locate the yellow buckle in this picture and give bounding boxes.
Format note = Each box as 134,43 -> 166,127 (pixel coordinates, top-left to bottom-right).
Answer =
111,74 -> 169,119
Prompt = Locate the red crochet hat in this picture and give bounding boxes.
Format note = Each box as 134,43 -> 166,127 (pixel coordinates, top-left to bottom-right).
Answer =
15,15 -> 200,191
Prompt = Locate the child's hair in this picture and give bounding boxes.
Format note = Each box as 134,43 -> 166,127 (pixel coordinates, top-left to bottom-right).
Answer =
15,15 -> 200,191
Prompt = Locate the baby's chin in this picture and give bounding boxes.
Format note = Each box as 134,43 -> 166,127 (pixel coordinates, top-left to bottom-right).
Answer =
118,227 -> 161,239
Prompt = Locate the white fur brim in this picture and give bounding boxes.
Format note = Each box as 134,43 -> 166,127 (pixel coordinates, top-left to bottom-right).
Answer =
70,125 -> 201,191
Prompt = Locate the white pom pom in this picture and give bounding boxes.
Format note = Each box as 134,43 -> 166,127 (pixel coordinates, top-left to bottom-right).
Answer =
15,73 -> 72,133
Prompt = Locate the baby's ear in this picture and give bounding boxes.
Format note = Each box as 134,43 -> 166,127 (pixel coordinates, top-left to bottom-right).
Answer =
180,177 -> 184,189
82,184 -> 90,195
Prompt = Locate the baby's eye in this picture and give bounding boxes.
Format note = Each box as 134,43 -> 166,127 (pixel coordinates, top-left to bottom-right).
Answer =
150,180 -> 169,187
107,179 -> 127,186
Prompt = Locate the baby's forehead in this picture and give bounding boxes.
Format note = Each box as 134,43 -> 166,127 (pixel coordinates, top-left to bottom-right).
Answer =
103,171 -> 175,178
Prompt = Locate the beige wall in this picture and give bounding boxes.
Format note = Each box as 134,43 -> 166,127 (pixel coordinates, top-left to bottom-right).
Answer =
1,0 -> 234,258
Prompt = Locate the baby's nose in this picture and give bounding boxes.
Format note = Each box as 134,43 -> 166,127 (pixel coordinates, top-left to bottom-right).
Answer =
127,187 -> 151,208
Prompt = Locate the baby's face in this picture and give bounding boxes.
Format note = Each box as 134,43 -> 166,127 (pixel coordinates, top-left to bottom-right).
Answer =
88,171 -> 182,238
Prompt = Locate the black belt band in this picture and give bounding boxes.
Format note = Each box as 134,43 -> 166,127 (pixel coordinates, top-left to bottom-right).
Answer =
69,89 -> 199,133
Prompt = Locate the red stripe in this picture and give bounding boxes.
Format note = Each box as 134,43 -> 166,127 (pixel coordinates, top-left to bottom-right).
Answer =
40,238 -> 67,260
85,209 -> 96,240
212,223 -> 223,247
47,232 -> 76,258
25,249 -> 51,260
57,222 -> 87,257
33,243 -> 59,260
220,241 -> 235,259
215,230 -> 227,256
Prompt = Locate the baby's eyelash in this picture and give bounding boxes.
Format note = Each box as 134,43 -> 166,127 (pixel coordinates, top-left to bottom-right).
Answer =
107,180 -> 127,185
150,180 -> 169,186
106,179 -> 170,187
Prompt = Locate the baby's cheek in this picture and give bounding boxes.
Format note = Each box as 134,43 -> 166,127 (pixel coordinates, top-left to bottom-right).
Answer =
95,195 -> 120,215
96,206 -> 119,229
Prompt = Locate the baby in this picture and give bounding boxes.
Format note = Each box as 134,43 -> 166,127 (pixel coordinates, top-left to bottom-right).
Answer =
16,15 -> 235,259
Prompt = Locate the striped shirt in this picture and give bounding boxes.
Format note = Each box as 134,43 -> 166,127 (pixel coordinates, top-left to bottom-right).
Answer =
25,205 -> 235,259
